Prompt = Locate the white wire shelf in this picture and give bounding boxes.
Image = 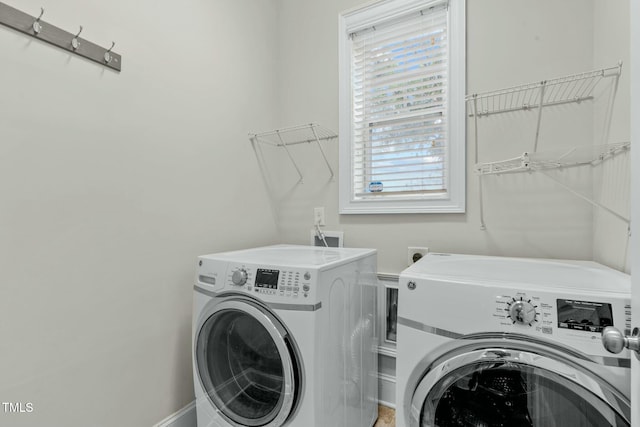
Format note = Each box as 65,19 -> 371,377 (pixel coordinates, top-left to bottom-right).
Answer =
249,123 -> 338,182
466,63 -> 622,118
475,141 -> 630,175
475,141 -> 631,226
249,123 -> 337,146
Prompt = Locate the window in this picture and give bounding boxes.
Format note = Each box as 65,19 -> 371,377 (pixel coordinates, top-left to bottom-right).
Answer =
339,0 -> 465,214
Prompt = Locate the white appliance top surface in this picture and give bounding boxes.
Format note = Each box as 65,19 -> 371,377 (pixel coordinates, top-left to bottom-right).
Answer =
200,245 -> 376,270
402,253 -> 630,294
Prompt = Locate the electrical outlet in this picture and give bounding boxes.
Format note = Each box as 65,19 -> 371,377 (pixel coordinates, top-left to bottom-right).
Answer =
408,247 -> 429,265
314,207 -> 325,226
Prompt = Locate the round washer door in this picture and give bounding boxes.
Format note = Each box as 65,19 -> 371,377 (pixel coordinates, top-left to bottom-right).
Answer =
410,342 -> 630,427
195,297 -> 301,427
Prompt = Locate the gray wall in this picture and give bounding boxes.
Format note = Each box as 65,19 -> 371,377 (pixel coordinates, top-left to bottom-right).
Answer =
0,1 -> 279,426
269,0 -> 630,274
592,1 -> 631,271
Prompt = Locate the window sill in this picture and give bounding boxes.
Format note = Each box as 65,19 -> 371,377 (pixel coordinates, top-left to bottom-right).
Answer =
339,201 -> 466,215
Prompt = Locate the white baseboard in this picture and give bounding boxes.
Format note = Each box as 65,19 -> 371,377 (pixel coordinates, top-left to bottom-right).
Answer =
154,373 -> 396,427
377,372 -> 396,409
153,401 -> 196,427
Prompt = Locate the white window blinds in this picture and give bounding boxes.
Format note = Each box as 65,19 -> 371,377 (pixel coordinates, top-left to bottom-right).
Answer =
350,3 -> 449,199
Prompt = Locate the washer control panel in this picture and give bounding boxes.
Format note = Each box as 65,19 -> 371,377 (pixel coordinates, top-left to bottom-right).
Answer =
255,268 -> 279,291
231,268 -> 249,286
224,264 -> 314,300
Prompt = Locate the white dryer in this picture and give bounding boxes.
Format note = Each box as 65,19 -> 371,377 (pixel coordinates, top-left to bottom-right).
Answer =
396,253 -> 632,427
193,245 -> 378,427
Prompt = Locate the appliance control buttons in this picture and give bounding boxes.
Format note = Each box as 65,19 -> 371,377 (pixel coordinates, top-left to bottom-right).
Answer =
231,269 -> 248,286
506,297 -> 538,326
303,284 -> 310,292
304,272 -> 311,280
407,281 -> 416,290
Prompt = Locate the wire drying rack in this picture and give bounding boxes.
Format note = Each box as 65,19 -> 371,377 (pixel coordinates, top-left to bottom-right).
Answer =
249,123 -> 338,183
475,141 -> 630,175
466,62 -> 626,229
466,64 -> 621,118
467,63 -> 622,154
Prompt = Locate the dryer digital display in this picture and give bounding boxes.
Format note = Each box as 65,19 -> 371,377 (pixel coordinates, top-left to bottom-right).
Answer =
256,269 -> 279,289
556,299 -> 613,333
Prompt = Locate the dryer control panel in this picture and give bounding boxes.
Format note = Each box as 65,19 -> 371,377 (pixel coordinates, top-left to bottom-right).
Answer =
493,291 -> 631,354
494,293 -> 549,330
556,298 -> 615,333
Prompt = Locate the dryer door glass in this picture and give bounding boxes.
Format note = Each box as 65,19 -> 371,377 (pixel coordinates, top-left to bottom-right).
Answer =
417,360 -> 629,427
196,305 -> 298,426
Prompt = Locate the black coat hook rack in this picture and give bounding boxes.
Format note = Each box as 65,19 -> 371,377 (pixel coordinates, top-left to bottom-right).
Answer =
0,2 -> 121,72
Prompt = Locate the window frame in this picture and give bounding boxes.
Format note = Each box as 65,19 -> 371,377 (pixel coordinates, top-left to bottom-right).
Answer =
338,0 -> 466,214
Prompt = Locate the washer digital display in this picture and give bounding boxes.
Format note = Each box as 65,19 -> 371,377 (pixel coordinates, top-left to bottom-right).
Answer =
557,299 -> 613,333
256,269 -> 279,289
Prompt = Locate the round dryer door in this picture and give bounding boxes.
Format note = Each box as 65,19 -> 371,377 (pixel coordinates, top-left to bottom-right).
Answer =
410,338 -> 630,427
195,297 -> 301,427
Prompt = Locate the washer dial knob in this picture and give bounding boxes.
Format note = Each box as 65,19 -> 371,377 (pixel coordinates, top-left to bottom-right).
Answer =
231,269 -> 248,286
507,298 -> 538,326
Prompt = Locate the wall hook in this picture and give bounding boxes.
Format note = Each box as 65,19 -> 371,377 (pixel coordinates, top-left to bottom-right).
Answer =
71,25 -> 83,50
103,41 -> 115,63
32,7 -> 44,34
0,2 -> 122,71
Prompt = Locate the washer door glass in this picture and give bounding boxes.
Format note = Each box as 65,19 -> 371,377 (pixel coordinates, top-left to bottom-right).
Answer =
419,361 -> 628,427
196,305 -> 295,426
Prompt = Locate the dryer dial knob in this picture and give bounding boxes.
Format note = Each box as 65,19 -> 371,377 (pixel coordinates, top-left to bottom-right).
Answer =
231,269 -> 248,286
507,298 -> 538,326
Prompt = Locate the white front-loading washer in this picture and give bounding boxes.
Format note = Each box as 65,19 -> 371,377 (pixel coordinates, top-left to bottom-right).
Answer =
396,253 -> 632,427
193,245 -> 378,427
